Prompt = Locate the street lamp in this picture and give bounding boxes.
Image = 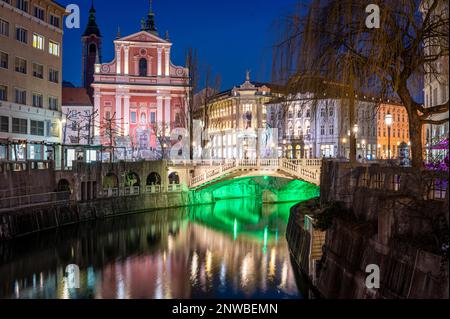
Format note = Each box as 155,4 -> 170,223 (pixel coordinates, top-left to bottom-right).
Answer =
385,112 -> 393,160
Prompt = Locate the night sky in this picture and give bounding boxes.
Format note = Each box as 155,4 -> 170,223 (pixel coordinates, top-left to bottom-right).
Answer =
59,0 -> 297,91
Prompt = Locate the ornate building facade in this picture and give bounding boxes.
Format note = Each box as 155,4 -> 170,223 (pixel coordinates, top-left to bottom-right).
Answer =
91,3 -> 190,161
195,72 -> 274,160
268,93 -> 409,160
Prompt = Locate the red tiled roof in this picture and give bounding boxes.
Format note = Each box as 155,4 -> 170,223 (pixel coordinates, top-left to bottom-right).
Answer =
62,88 -> 93,106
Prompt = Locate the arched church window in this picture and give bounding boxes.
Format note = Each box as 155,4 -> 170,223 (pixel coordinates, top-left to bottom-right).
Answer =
139,58 -> 147,76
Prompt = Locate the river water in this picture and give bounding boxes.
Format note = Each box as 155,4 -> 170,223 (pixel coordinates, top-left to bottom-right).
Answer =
0,198 -> 307,299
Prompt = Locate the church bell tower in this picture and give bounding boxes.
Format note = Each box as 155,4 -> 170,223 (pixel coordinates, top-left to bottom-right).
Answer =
82,0 -> 102,101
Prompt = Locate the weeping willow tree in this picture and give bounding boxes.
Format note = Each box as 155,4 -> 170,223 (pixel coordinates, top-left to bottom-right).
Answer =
273,0 -> 449,167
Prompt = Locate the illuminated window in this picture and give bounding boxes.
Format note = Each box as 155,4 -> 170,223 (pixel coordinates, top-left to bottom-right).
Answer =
33,33 -> 44,50
49,41 -> 60,56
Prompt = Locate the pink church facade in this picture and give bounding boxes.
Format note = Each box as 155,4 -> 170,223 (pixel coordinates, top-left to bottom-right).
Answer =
92,30 -> 190,160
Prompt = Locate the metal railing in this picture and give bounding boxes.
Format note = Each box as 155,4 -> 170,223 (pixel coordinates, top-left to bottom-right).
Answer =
0,191 -> 71,211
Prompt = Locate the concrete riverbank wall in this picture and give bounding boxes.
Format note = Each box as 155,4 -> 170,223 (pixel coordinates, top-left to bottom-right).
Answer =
0,191 -> 214,240
287,160 -> 449,299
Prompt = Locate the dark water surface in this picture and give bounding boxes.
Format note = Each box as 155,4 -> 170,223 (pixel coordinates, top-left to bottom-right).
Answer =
0,199 -> 305,299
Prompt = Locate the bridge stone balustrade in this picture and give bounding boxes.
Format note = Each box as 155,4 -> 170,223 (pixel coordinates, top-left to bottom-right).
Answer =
188,158 -> 322,189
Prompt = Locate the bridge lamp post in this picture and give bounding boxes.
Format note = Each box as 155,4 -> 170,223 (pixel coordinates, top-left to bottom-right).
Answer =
385,112 -> 393,160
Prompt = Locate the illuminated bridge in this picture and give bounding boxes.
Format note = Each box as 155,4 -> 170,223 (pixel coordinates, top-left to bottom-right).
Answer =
171,159 -> 322,190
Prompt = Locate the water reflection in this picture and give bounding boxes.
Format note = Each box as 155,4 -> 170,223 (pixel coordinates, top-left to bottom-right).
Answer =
0,199 -> 302,299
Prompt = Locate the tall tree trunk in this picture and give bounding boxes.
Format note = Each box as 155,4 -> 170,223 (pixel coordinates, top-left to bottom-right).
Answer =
409,111 -> 424,168
398,84 -> 424,168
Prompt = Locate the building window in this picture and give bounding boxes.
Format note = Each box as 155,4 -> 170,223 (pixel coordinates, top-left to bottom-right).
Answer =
15,57 -> 26,74
329,107 -> 334,117
49,15 -> 60,28
139,58 -> 147,76
131,111 -> 137,124
30,120 -> 44,136
32,93 -> 43,107
49,41 -> 60,56
16,0 -> 28,12
49,68 -> 59,83
49,96 -> 58,110
32,63 -> 43,79
34,6 -> 45,20
0,51 -> 8,69
320,108 -> 326,117
150,112 -> 156,124
0,116 -> 9,132
329,125 -> 334,135
320,125 -> 325,135
306,109 -> 311,118
0,19 -> 9,37
15,27 -> 27,43
14,88 -> 26,104
0,85 -> 7,101
12,117 -> 27,134
32,33 -> 44,50
432,88 -> 438,106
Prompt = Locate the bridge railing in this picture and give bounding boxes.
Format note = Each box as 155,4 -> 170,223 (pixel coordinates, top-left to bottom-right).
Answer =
189,158 -> 322,188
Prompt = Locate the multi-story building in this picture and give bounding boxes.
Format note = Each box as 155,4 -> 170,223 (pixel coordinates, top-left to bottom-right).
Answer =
91,2 -> 190,161
198,72 -> 274,160
268,92 -> 409,160
0,0 -> 64,162
61,87 -> 96,166
376,103 -> 410,160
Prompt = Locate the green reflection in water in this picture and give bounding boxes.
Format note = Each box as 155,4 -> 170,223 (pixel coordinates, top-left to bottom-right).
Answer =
193,176 -> 319,204
189,176 -> 319,245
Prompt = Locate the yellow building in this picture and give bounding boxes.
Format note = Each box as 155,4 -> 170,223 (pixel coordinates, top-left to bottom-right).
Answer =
0,0 -> 64,162
196,72 -> 274,159
376,103 -> 410,159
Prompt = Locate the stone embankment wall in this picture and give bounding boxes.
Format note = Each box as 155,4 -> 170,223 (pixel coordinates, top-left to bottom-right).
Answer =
0,191 -> 213,241
288,160 -> 449,299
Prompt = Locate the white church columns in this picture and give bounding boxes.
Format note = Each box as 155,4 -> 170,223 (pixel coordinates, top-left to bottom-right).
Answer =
123,46 -> 129,75
115,94 -> 122,134
165,48 -> 170,77
116,45 -> 122,75
157,47 -> 162,77
164,97 -> 171,135
123,95 -> 130,136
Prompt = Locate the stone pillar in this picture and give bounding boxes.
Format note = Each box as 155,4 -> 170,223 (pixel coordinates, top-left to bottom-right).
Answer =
123,46 -> 129,75
116,45 -> 122,75
94,92 -> 101,137
165,48 -> 170,77
157,47 -> 162,77
115,94 -> 122,135
164,97 -> 172,137
147,57 -> 152,76
123,95 -> 130,136
157,96 -> 163,126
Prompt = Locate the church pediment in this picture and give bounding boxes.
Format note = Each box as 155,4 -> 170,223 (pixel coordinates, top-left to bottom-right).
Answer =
116,31 -> 169,44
